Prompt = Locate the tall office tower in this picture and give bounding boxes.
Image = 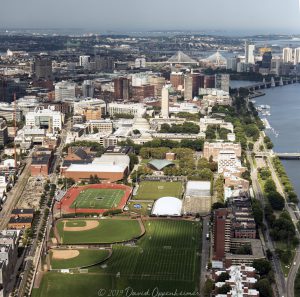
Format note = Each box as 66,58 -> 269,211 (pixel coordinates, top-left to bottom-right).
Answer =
82,80 -> 94,98
170,72 -> 184,90
184,73 -> 204,100
31,57 -> 53,80
215,74 -> 230,92
149,76 -> 166,97
294,48 -> 300,65
245,41 -> 255,64
95,56 -> 114,72
227,57 -> 239,71
283,48 -> 293,63
213,209 -> 231,260
0,119 -> 8,146
261,51 -> 273,69
204,75 -> 216,88
55,81 -> 76,101
79,55 -> 91,70
113,77 -> 130,100
161,86 -> 169,118
184,75 -> 193,100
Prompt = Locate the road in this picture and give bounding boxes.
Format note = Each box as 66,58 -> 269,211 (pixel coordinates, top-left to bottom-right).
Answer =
248,151 -> 287,297
0,153 -> 32,230
17,119 -> 71,297
266,156 -> 300,297
200,216 -> 210,296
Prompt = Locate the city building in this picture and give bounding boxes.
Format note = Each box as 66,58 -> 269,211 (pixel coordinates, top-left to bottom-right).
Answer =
131,85 -> 154,101
55,81 -> 76,101
108,102 -> 146,117
134,58 -> 146,68
25,106 -> 64,131
149,76 -> 165,97
261,51 -> 272,69
30,148 -> 53,176
182,181 -> 212,214
227,57 -> 239,71
79,55 -> 91,70
245,42 -> 255,64
283,47 -> 293,63
203,142 -> 241,161
114,77 -> 130,100
82,80 -> 94,98
170,72 -> 184,90
161,85 -> 169,118
0,120 -> 8,146
31,57 -> 53,80
215,74 -> 230,93
294,48 -> 300,65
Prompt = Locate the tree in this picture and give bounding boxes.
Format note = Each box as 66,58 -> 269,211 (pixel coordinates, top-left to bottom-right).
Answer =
267,191 -> 285,211
203,279 -> 214,297
216,272 -> 230,282
255,279 -> 273,297
129,153 -> 139,171
212,202 -> 225,210
217,284 -> 231,295
264,179 -> 276,193
93,127 -> 99,134
252,199 -> 263,226
253,259 -> 272,276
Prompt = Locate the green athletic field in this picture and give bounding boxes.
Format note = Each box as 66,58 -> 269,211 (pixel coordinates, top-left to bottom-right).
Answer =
56,219 -> 142,244
70,189 -> 125,209
50,249 -> 110,269
134,181 -> 183,200
36,220 -> 201,297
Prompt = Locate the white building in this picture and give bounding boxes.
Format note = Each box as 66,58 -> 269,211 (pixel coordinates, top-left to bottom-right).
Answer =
245,42 -> 255,64
135,58 -> 146,68
79,55 -> 91,70
283,47 -> 293,63
151,197 -> 182,216
218,150 -> 242,174
55,81 -> 76,101
161,85 -> 169,118
294,48 -> 300,65
108,103 -> 147,117
25,106 -> 64,130
74,98 -> 106,115
131,73 -> 150,86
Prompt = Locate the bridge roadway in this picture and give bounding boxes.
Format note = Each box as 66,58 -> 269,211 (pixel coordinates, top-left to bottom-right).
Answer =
233,78 -> 299,91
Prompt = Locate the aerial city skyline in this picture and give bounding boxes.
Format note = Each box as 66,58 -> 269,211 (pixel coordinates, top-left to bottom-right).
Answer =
0,2 -> 300,297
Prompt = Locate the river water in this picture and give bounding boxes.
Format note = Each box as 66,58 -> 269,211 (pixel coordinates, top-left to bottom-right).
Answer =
236,82 -> 300,199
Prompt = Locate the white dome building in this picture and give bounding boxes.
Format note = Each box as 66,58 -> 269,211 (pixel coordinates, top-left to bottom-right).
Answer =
151,197 -> 182,217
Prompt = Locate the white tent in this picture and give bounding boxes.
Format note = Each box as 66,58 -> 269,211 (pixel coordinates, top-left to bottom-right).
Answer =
151,197 -> 182,216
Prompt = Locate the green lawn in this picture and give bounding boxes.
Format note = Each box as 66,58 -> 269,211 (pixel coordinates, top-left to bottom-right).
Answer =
70,189 -> 125,209
50,249 -> 110,269
133,181 -> 183,200
56,219 -> 142,244
126,201 -> 153,215
34,220 -> 201,297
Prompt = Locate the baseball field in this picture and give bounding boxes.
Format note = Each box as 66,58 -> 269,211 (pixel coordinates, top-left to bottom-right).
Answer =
50,249 -> 110,270
133,181 -> 183,200
56,218 -> 143,244
34,219 -> 201,297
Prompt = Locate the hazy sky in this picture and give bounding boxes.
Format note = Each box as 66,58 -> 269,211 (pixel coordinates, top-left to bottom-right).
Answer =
1,0 -> 300,33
